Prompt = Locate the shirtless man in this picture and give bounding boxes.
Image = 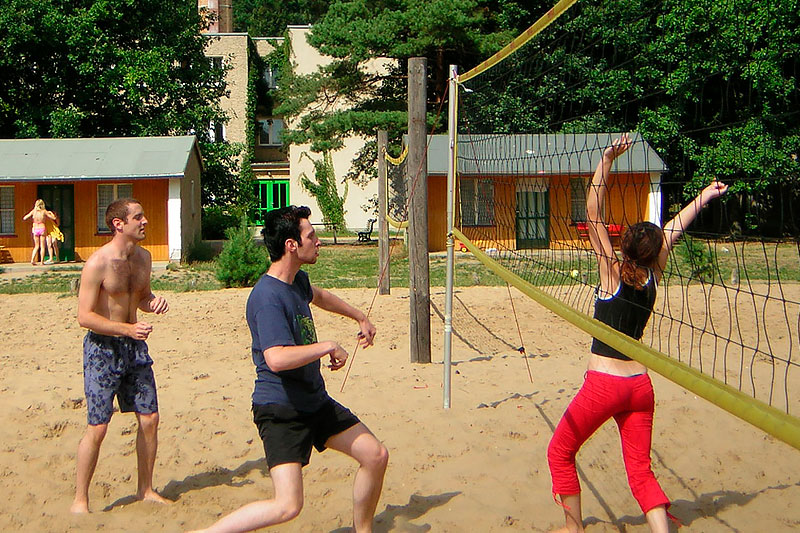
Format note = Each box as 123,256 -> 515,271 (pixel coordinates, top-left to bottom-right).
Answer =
70,198 -> 170,513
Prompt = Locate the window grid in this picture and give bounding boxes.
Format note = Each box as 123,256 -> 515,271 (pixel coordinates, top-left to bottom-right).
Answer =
258,119 -> 284,146
570,177 -> 587,223
0,186 -> 14,234
97,184 -> 133,233
460,178 -> 494,226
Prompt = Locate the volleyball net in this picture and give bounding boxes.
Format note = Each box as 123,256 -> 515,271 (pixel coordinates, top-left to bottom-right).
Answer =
445,0 -> 800,449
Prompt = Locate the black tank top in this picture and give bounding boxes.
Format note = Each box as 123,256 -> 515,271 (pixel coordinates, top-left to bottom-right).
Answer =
590,272 -> 656,361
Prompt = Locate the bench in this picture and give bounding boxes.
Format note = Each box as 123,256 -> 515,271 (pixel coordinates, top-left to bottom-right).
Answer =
357,219 -> 376,242
576,222 -> 623,239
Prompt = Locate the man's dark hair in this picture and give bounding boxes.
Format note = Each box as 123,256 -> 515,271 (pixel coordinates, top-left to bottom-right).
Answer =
262,205 -> 312,261
105,197 -> 141,231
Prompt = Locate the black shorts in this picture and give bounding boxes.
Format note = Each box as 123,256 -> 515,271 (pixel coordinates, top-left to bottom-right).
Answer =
253,398 -> 360,469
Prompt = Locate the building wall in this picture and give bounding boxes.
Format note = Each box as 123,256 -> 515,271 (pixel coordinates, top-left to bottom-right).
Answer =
198,0 -> 233,33
285,27 -> 390,230
289,142 -> 377,230
181,153 -> 204,257
204,34 -> 251,146
72,179 -> 170,261
199,26 -> 392,230
428,175 -> 448,252
426,172 -> 654,253
0,179 -> 171,263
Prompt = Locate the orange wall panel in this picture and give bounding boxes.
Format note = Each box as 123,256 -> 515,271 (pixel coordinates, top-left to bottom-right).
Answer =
1,179 -> 171,263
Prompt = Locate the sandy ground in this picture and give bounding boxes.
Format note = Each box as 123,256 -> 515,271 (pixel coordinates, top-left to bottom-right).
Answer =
1,285 -> 798,532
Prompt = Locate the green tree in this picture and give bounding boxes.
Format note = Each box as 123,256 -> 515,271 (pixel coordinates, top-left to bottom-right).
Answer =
461,0 -> 800,196
233,0 -> 329,36
271,0 -> 533,183
299,151 -> 348,229
0,0 -> 241,207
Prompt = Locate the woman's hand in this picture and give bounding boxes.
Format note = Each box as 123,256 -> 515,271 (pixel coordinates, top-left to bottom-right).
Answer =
699,180 -> 729,205
603,133 -> 632,161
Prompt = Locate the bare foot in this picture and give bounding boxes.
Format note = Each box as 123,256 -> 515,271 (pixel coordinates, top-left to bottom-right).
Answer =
69,500 -> 90,514
549,528 -> 583,533
137,489 -> 172,505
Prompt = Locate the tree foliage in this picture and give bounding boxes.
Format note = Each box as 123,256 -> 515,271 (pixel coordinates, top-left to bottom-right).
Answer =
299,151 -> 348,229
0,0 -> 226,138
215,217 -> 267,287
269,0 -> 534,184
232,0 -> 329,37
462,0 -> 800,195
0,0 -> 243,208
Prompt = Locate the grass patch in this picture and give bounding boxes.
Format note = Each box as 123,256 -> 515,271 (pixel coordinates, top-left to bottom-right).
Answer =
0,270 -> 81,294
305,244 -> 505,288
4,240 -> 797,295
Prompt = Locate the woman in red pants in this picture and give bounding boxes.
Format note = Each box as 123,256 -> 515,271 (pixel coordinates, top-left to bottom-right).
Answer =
547,133 -> 728,533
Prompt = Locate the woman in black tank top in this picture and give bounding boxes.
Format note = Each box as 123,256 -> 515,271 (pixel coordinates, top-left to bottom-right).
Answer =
547,134 -> 728,533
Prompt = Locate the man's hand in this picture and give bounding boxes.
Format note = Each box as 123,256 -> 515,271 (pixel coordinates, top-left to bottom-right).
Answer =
356,317 -> 376,348
128,321 -> 154,340
148,295 -> 169,314
328,343 -> 349,371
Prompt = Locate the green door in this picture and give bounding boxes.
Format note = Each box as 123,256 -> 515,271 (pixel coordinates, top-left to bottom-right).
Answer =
253,179 -> 289,225
37,184 -> 75,261
516,189 -> 549,249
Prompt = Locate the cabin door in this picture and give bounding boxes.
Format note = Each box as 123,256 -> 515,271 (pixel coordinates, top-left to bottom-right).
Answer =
516,188 -> 549,249
37,184 -> 75,261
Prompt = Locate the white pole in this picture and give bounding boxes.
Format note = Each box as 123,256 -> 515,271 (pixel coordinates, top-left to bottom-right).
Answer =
444,65 -> 458,409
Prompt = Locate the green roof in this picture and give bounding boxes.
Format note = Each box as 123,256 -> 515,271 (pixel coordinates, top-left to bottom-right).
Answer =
425,133 -> 667,175
0,136 -> 201,181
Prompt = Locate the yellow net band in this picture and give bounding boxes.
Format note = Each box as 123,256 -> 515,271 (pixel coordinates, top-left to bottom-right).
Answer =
385,145 -> 408,165
451,227 -> 800,451
459,0 -> 580,83
386,216 -> 408,229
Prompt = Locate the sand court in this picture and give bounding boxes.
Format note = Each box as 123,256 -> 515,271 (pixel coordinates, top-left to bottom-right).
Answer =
0,286 -> 798,531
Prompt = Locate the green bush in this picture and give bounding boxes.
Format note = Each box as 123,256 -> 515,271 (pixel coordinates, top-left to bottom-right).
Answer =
185,239 -> 218,263
215,219 -> 268,288
676,235 -> 716,282
202,206 -> 239,240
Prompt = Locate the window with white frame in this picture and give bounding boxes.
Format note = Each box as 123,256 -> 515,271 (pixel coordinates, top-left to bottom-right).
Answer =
258,119 -> 284,146
208,56 -> 224,70
263,64 -> 279,89
570,177 -> 588,223
208,120 -> 226,142
0,186 -> 14,235
97,183 -> 134,233
460,178 -> 494,226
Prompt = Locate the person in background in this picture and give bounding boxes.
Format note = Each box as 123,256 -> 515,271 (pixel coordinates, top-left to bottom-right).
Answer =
22,199 -> 56,265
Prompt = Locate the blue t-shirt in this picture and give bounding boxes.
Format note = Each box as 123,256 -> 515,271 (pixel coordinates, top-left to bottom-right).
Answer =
246,270 -> 329,411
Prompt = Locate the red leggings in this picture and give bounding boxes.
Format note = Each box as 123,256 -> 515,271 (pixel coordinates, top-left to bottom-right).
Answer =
547,370 -> 669,514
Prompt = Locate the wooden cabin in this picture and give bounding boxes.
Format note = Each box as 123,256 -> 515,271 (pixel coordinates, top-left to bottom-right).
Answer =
0,136 -> 202,263
424,133 -> 668,252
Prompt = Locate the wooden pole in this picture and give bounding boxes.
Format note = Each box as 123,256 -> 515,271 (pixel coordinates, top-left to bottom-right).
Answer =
407,57 -> 431,364
377,130 -> 390,295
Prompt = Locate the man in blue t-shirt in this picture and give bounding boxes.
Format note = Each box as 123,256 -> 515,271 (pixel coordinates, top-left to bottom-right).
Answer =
193,206 -> 388,533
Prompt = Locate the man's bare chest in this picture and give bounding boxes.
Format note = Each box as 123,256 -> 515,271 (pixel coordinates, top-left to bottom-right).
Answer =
102,259 -> 149,298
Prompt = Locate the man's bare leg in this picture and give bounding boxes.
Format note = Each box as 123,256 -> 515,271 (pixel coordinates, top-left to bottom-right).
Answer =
135,412 -> 170,504
188,463 -> 304,533
325,423 -> 389,533
70,423 -> 108,513
550,493 -> 583,533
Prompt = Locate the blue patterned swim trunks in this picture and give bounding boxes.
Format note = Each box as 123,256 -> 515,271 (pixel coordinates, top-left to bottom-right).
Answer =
83,331 -> 158,425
